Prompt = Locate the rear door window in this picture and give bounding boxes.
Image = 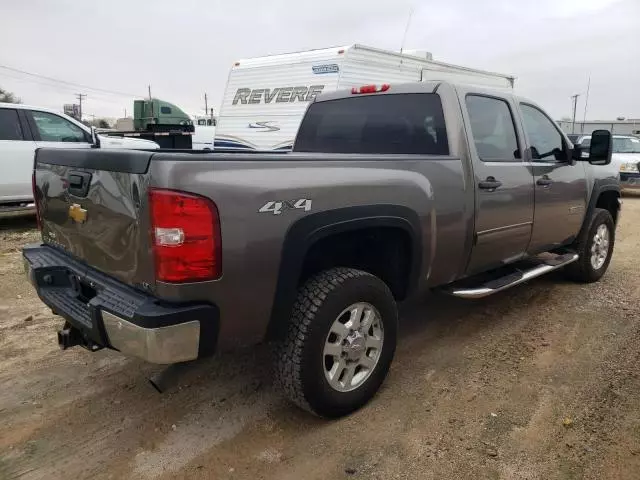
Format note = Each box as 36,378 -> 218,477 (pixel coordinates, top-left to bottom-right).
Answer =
295,94 -> 449,155
0,108 -> 25,140
30,111 -> 89,143
465,95 -> 520,162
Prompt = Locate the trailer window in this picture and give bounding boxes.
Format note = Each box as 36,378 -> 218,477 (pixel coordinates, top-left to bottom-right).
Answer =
295,94 -> 449,155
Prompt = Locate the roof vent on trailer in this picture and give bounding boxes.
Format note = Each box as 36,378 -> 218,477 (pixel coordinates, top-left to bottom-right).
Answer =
401,49 -> 433,61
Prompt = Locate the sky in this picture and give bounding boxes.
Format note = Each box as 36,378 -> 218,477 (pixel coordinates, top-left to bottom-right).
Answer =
0,0 -> 638,121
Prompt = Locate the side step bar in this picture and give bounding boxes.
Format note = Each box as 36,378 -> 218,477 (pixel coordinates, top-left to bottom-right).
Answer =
447,253 -> 579,299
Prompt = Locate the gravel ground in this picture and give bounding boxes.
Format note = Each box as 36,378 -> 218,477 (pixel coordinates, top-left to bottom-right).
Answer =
1,198 -> 639,480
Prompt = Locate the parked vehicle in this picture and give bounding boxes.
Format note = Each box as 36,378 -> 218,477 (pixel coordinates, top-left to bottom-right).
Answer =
109,98 -> 194,149
24,81 -> 618,418
215,44 -> 515,151
569,134 -> 640,190
0,103 -> 158,214
191,115 -> 216,150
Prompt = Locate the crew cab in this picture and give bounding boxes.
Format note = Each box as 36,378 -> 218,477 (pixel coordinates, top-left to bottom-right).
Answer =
24,81 -> 619,417
0,103 -> 158,213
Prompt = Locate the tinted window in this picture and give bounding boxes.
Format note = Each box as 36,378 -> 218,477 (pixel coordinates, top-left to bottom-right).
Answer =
0,109 -> 24,140
31,111 -> 87,142
465,95 -> 520,162
520,104 -> 567,161
295,94 -> 449,155
160,106 -> 172,114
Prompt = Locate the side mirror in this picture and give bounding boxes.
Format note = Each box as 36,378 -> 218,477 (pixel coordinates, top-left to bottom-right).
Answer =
90,126 -> 101,149
588,129 -> 612,165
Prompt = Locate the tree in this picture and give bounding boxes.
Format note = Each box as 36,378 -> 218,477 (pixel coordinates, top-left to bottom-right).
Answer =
0,87 -> 21,104
83,118 -> 112,128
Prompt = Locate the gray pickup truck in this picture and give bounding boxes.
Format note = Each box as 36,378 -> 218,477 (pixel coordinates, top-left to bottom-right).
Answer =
25,81 -> 619,417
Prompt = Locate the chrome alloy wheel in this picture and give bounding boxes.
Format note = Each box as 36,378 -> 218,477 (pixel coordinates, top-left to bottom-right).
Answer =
322,302 -> 384,392
590,223 -> 610,270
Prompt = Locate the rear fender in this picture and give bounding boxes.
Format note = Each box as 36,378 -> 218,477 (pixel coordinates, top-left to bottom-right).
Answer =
267,205 -> 422,337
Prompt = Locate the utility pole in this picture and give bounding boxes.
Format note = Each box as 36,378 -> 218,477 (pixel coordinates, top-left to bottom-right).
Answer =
148,85 -> 154,123
571,94 -> 580,134
204,93 -> 208,116
75,93 -> 87,121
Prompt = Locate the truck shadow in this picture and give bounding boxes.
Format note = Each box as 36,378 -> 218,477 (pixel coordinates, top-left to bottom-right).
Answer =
397,270 -> 564,342
150,269 -> 567,399
0,213 -> 37,231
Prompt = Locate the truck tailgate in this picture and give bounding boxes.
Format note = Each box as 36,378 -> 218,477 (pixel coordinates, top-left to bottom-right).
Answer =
34,148 -> 155,289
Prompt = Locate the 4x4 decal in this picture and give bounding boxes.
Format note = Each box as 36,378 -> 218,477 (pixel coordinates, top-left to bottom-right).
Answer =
258,198 -> 312,215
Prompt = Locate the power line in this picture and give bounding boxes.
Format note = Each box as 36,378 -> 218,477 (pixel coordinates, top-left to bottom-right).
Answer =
0,71 -> 131,106
0,64 -> 142,98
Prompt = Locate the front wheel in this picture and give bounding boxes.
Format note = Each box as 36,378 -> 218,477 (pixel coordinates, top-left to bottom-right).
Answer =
565,208 -> 615,283
275,267 -> 398,418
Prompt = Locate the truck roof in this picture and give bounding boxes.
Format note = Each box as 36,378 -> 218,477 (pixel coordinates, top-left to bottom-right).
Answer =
0,102 -> 68,114
313,80 -> 522,103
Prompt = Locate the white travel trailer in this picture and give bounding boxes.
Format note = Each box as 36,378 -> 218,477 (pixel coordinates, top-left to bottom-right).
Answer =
215,44 -> 514,151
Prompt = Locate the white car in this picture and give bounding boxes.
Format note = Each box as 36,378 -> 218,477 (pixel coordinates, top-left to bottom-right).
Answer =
570,134 -> 640,191
0,103 -> 158,212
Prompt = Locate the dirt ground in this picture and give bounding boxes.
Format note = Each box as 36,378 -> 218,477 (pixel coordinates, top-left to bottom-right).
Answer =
1,199 -> 640,480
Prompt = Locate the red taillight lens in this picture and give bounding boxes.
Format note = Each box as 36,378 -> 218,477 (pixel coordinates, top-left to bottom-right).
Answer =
149,189 -> 221,283
351,84 -> 390,94
32,171 -> 41,231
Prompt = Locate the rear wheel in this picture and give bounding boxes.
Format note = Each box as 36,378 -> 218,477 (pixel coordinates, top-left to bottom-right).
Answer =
565,208 -> 615,283
275,267 -> 398,418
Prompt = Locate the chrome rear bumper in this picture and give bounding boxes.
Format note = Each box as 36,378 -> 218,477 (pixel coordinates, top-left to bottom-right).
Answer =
102,311 -> 200,364
23,243 -> 217,365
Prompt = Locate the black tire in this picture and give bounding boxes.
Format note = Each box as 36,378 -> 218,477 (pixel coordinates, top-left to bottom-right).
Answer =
275,267 -> 398,418
565,208 -> 615,283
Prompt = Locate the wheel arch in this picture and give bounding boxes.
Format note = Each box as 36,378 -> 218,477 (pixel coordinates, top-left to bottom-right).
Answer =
267,205 -> 422,339
580,184 -> 621,239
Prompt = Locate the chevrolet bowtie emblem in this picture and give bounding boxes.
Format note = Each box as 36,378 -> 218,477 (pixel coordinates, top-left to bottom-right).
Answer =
68,203 -> 87,223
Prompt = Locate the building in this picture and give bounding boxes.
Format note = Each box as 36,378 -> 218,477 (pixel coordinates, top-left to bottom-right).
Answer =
557,119 -> 640,136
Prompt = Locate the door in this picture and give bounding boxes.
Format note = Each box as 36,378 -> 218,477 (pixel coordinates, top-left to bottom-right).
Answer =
519,103 -> 588,252
25,110 -> 92,151
461,92 -> 535,274
0,108 -> 37,203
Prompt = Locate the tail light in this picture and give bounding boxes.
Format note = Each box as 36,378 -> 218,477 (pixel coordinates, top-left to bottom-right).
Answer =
32,171 -> 41,231
351,84 -> 390,94
149,189 -> 221,283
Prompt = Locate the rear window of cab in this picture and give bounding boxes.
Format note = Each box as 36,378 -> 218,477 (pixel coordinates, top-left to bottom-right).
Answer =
295,94 -> 449,155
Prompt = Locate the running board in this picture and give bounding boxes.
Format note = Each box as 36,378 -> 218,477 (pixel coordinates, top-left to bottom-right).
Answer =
447,253 -> 579,299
